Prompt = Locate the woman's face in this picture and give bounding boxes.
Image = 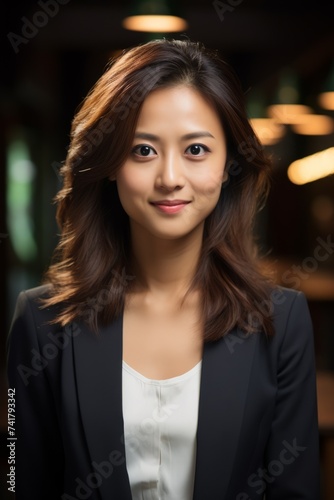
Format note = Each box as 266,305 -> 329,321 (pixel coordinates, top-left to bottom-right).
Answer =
115,85 -> 227,242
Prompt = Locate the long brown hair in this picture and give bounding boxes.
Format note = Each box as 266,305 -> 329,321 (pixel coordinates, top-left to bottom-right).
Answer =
42,38 -> 275,340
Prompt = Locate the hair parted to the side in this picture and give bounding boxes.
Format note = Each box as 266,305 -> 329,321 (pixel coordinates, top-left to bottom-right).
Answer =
41,37 -> 275,340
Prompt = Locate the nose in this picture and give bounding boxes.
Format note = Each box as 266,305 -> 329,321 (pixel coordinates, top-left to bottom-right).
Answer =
155,153 -> 185,191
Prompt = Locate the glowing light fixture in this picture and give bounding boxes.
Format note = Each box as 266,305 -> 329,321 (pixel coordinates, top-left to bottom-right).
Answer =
267,104 -> 333,136
318,92 -> 334,110
122,0 -> 188,32
291,114 -> 334,135
6,135 -> 37,261
267,104 -> 313,125
247,89 -> 286,145
266,69 -> 315,127
318,61 -> 334,110
287,147 -> 334,185
250,118 -> 286,146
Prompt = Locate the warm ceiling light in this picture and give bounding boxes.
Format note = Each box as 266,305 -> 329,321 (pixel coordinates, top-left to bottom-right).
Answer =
122,14 -> 188,32
318,91 -> 334,111
250,118 -> 286,146
291,114 -> 334,135
318,62 -> 334,110
122,0 -> 188,32
287,147 -> 334,185
267,104 -> 313,124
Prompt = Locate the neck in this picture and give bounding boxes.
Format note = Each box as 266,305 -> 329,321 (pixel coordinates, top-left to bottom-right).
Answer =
129,224 -> 204,298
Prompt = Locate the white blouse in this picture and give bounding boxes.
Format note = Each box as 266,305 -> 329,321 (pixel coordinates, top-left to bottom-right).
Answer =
122,360 -> 202,500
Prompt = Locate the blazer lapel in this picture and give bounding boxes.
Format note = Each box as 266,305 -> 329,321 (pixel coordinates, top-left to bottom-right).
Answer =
72,315 -> 132,500
72,316 -> 257,500
193,328 -> 258,499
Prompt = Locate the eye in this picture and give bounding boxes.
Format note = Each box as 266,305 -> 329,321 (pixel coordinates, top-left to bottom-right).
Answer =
185,144 -> 210,156
132,144 -> 156,157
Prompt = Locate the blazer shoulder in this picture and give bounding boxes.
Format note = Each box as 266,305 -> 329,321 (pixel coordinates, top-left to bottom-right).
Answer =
8,283 -> 62,337
269,285 -> 313,342
17,283 -> 54,302
270,285 -> 309,316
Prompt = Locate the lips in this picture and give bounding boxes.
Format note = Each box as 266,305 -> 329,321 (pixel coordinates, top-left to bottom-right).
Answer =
151,200 -> 190,206
150,199 -> 191,214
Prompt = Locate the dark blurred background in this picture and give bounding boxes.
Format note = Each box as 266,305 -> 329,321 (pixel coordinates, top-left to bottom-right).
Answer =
2,0 -> 334,498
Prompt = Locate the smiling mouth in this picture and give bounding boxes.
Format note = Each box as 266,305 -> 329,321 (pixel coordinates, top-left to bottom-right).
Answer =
150,200 -> 191,214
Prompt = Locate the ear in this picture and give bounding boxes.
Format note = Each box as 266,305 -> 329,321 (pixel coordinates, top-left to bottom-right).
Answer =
222,169 -> 229,184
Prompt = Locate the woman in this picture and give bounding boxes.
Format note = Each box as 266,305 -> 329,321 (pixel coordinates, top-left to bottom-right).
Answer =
7,38 -> 320,499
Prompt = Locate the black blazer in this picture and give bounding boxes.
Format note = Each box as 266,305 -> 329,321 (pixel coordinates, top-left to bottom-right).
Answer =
6,285 -> 320,499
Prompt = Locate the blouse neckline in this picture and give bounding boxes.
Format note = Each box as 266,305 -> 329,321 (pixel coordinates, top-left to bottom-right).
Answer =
122,359 -> 202,386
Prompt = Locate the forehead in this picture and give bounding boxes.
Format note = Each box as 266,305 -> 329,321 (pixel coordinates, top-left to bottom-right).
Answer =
136,84 -> 223,131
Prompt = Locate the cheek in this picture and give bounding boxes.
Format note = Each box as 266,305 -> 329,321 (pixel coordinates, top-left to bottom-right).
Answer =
192,169 -> 224,202
117,169 -> 142,196
116,168 -> 150,213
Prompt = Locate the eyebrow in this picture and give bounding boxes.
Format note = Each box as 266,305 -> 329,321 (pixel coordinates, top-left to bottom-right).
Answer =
133,131 -> 215,141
